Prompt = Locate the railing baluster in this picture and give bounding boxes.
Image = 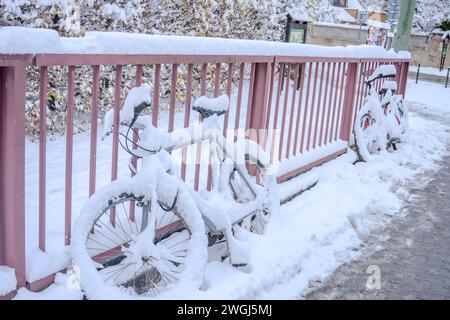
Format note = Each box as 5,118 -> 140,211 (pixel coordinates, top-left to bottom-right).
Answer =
312,62 -> 325,149
324,63 -> 336,145
264,62 -> 276,131
181,64 -> 193,181
39,66 -> 48,251
329,63 -> 341,144
169,64 -> 178,133
194,63 -> 208,191
223,63 -> 233,137
340,63 -> 358,142
206,63 -> 222,190
306,63 -> 319,151
110,65 -> 122,227
245,63 -> 256,131
65,66 -> 75,245
270,63 -> 284,162
214,63 -> 221,97
286,64 -> 298,158
300,63 -> 313,153
152,64 -> 161,127
234,63 -> 245,136
293,63 -> 306,155
278,63 -> 291,161
352,63 -> 364,127
89,65 -> 99,198
129,64 -> 142,222
319,62 -> 331,147
334,63 -> 347,141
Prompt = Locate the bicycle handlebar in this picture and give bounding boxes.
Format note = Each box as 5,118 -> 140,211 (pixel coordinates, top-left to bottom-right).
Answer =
366,73 -> 396,86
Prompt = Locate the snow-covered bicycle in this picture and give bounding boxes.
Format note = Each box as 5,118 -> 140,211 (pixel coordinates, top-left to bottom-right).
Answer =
354,65 -> 409,162
71,84 -> 278,299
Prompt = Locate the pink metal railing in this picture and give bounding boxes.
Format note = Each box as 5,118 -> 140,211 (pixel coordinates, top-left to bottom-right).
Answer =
0,52 -> 409,295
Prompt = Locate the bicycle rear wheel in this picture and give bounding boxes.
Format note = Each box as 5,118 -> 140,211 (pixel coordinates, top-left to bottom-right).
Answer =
354,105 -> 388,162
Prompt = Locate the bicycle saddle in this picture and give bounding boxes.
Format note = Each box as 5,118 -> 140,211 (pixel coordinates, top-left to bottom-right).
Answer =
192,94 -> 229,118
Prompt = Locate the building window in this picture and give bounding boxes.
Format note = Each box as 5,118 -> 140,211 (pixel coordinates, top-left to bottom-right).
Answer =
332,0 -> 348,7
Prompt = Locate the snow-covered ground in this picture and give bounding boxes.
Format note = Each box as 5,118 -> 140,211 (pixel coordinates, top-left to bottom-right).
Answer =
0,266 -> 16,296
410,65 -> 450,77
13,78 -> 450,299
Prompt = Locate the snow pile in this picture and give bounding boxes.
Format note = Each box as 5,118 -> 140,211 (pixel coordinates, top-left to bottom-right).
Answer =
0,27 -> 411,60
103,84 -> 152,136
367,64 -> 397,82
192,95 -> 230,113
382,80 -> 398,91
14,273 -> 83,300
27,247 -> 70,283
410,65 -> 449,77
0,266 -> 17,295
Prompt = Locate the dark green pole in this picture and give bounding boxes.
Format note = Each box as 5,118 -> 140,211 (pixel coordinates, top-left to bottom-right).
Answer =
393,0 -> 416,52
415,64 -> 420,84
445,68 -> 449,88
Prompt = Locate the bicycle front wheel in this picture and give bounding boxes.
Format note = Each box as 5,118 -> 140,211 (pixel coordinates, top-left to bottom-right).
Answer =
71,177 -> 207,299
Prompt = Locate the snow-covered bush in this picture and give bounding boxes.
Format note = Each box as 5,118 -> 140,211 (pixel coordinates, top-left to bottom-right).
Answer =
1,0 -> 337,137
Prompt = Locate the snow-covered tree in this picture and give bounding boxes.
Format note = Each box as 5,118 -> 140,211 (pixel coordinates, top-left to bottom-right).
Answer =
359,0 -> 388,12
0,0 -> 337,136
413,0 -> 450,33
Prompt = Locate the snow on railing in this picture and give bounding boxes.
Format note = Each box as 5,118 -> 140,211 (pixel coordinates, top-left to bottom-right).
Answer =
0,26 -> 410,296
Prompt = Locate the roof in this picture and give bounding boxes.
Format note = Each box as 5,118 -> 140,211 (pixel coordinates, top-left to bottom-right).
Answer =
288,9 -> 312,22
334,7 -> 357,23
347,0 -> 364,10
367,19 -> 390,30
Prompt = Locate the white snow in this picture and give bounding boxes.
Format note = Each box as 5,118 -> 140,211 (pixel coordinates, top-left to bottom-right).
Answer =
0,266 -> 17,295
0,26 -> 410,60
347,0 -> 364,10
367,64 -> 397,82
17,79 -> 450,299
382,80 -> 398,91
192,95 -> 230,113
14,272 -> 83,300
103,84 -> 152,136
367,19 -> 390,30
277,139 -> 348,177
410,65 -> 450,77
443,31 -> 450,40
315,21 -> 368,31
288,9 -> 312,22
334,8 -> 357,23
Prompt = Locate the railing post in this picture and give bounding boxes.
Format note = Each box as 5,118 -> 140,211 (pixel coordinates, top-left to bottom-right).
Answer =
0,56 -> 30,292
399,61 -> 409,97
247,61 -> 272,149
340,62 -> 358,142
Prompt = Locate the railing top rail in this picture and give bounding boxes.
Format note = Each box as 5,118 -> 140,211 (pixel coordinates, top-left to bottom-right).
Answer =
27,54 -> 411,67
33,54 -> 274,66
0,27 -> 411,67
0,54 -> 34,67
275,56 -> 410,63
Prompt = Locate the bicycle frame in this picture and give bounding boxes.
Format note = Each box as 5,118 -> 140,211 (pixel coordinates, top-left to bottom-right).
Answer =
123,113 -> 266,230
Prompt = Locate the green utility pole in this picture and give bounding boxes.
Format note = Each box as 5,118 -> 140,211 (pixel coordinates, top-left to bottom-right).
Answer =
393,0 -> 416,52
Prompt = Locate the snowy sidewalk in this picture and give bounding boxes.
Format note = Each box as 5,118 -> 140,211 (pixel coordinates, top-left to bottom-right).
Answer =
304,149 -> 450,300
303,86 -> 450,300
